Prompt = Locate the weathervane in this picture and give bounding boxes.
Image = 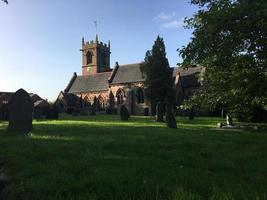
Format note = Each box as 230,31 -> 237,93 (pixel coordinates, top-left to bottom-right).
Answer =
93,21 -> 98,36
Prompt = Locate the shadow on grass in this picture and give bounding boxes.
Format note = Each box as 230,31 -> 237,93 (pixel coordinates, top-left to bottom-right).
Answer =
0,116 -> 267,199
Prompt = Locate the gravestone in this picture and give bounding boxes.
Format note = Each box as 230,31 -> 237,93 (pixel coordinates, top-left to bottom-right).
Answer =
90,103 -> 96,116
189,109 -> 194,120
226,113 -> 233,126
46,105 -> 59,119
166,105 -> 177,128
120,105 -> 129,121
144,107 -> 149,116
8,89 -> 33,132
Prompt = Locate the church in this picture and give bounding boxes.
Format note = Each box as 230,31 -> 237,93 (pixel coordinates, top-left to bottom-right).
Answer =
57,35 -> 204,115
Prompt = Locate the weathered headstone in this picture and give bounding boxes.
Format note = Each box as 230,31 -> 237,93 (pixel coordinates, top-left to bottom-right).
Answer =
144,107 -> 149,116
166,105 -> 177,128
120,105 -> 129,121
8,89 -> 33,132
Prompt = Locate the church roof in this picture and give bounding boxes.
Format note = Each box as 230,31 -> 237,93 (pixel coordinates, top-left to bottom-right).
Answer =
110,63 -> 145,84
171,65 -> 204,88
65,64 -> 204,94
68,72 -> 112,93
171,65 -> 204,77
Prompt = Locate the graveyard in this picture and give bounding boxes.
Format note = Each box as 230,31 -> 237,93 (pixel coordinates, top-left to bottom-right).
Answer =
1,0 -> 267,199
0,114 -> 266,199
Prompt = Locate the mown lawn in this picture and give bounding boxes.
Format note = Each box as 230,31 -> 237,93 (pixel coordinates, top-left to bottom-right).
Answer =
0,115 -> 266,200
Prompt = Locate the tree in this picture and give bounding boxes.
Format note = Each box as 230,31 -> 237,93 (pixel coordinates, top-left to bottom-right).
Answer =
141,36 -> 175,123
180,0 -> 267,122
1,0 -> 8,4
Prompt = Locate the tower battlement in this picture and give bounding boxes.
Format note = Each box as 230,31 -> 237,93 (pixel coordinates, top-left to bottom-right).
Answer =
81,35 -> 111,76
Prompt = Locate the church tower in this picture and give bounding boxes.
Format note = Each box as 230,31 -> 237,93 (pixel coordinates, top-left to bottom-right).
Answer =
81,35 -> 111,76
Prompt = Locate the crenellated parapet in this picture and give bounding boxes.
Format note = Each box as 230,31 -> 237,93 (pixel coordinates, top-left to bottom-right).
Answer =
81,35 -> 111,76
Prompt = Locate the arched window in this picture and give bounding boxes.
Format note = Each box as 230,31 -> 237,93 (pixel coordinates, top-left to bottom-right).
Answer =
98,95 -> 105,111
116,89 -> 124,105
86,51 -> 92,64
136,88 -> 144,104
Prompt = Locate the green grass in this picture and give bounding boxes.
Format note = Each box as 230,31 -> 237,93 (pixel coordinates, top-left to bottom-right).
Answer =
0,115 -> 267,200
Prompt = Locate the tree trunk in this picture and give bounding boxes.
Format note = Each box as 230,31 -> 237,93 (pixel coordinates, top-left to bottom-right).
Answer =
156,102 -> 164,122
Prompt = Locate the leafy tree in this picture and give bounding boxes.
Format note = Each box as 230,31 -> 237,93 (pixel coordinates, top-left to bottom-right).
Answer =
180,0 -> 267,122
141,36 -> 175,122
1,0 -> 8,4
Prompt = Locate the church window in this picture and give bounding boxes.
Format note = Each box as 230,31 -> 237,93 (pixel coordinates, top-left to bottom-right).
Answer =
86,51 -> 92,64
116,89 -> 124,105
136,88 -> 144,104
98,95 -> 105,111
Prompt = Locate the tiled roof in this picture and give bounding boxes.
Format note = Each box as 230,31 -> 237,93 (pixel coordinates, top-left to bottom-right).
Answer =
30,94 -> 43,103
65,64 -> 204,93
181,74 -> 201,88
171,65 -> 204,77
0,91 -> 45,107
68,72 -> 112,93
34,100 -> 49,108
171,66 -> 204,88
110,63 -> 145,84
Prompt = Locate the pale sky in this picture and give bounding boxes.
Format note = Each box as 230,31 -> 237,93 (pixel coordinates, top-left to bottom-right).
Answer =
0,0 -> 198,101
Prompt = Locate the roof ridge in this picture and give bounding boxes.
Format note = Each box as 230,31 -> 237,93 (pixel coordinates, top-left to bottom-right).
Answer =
77,71 -> 112,77
118,62 -> 143,67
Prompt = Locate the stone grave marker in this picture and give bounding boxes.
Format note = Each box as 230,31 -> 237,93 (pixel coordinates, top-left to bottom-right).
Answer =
8,89 -> 33,132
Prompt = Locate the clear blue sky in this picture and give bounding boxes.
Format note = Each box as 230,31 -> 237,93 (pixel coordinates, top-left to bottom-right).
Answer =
0,0 -> 198,101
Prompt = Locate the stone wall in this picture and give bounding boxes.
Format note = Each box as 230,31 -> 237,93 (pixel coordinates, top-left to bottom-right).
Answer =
73,82 -> 151,115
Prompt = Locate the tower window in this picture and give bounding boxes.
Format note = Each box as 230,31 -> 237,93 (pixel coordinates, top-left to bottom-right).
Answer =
86,51 -> 92,64
136,88 -> 144,104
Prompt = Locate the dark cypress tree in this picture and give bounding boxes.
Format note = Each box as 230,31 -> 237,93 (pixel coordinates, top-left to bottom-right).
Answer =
141,36 -> 175,124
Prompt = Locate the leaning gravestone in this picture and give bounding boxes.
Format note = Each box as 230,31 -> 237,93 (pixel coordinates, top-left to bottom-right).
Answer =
8,89 -> 33,132
120,105 -> 129,121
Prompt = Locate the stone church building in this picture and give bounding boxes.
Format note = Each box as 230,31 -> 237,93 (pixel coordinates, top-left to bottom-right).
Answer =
57,35 -> 204,115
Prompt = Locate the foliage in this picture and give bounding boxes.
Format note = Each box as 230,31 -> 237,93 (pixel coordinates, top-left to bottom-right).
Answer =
0,115 -> 267,199
141,36 -> 175,114
1,0 -> 8,4
179,0 -> 267,121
